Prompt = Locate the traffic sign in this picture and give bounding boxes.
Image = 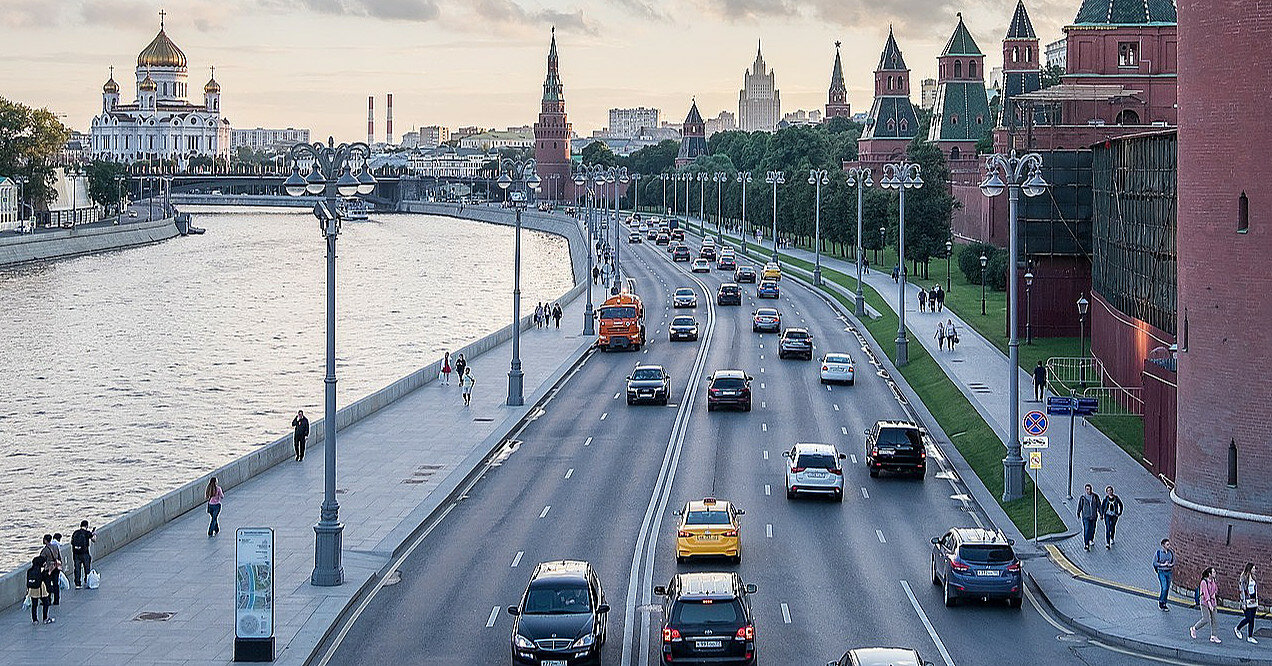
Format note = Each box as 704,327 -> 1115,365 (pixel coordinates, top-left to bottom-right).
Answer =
1075,397 -> 1099,416
1047,396 -> 1075,416
1023,411 -> 1048,436
1028,451 -> 1043,470
1022,436 -> 1048,449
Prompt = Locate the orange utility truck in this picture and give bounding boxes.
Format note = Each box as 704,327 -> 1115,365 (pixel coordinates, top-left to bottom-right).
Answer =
597,292 -> 646,351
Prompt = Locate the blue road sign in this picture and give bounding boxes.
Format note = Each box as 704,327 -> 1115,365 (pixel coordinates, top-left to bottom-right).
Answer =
1047,396 -> 1076,416
1075,397 -> 1099,416
1023,411 -> 1048,436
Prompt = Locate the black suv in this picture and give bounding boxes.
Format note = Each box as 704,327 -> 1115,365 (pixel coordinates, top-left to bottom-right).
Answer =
655,572 -> 757,665
627,364 -> 672,405
673,245 -> 692,261
717,283 -> 742,306
734,266 -> 756,283
864,421 -> 927,478
699,245 -> 717,261
508,560 -> 609,665
777,328 -> 813,360
706,370 -> 752,412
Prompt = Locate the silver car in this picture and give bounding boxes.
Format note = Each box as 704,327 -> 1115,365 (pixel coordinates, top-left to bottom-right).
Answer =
673,287 -> 698,308
784,442 -> 846,501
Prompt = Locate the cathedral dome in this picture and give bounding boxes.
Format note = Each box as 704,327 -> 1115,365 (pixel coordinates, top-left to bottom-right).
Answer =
103,77 -> 120,94
139,74 -> 157,92
204,67 -> 220,94
137,27 -> 187,69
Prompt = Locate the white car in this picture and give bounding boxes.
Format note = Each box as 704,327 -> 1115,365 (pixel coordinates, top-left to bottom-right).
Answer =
639,223 -> 649,233
691,259 -> 711,273
819,353 -> 856,385
784,442 -> 846,501
673,287 -> 698,308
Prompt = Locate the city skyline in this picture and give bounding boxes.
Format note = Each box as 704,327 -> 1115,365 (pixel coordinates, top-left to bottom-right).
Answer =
2,0 -> 1082,141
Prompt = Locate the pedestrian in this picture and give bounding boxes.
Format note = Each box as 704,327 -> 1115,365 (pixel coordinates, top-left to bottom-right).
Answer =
1191,567 -> 1222,643
1077,484 -> 1100,551
461,367 -> 475,406
292,409 -> 309,462
39,534 -> 62,606
931,286 -> 942,312
441,351 -> 453,385
553,303 -> 563,328
70,520 -> 95,589
935,321 -> 946,351
206,477 -> 223,537
1033,361 -> 1048,402
1101,485 -> 1123,548
917,288 -> 927,313
946,320 -> 959,350
1236,563 -> 1260,643
1154,538 -> 1176,611
454,353 -> 467,385
26,556 -> 52,624
891,265 -> 899,283
592,266 -> 600,284
862,256 -> 870,274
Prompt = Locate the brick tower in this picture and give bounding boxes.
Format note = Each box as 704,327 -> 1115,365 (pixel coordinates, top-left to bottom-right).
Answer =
928,13 -> 991,183
1170,0 -> 1272,600
856,27 -> 918,166
824,41 -> 851,121
1000,0 -> 1041,137
675,99 -> 708,168
533,27 -> 573,201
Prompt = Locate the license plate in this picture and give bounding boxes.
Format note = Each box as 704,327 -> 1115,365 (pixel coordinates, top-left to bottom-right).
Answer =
807,472 -> 825,478
722,391 -> 736,396
880,448 -> 896,456
698,535 -> 719,541
696,640 -> 723,649
976,570 -> 999,577
542,661 -> 568,666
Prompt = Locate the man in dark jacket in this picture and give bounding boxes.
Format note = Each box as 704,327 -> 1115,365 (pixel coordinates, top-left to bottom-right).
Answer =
70,521 -> 95,589
292,410 -> 310,462
1033,361 -> 1048,402
39,534 -> 62,605
1077,484 -> 1101,551
1101,485 -> 1124,549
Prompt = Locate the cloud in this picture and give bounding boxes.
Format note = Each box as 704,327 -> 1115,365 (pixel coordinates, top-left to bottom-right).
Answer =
693,0 -> 798,22
609,0 -> 668,21
470,0 -> 599,35
258,0 -> 441,21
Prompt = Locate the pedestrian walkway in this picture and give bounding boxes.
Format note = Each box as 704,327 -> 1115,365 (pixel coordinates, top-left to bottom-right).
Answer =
0,292 -> 595,664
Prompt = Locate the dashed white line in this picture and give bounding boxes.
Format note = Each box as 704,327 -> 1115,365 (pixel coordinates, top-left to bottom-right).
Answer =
876,529 -> 887,543
826,385 -> 832,391
833,404 -> 840,411
861,487 -> 870,499
780,603 -> 792,624
765,484 -> 771,496
840,427 -> 848,435
486,605 -> 501,627
600,412 -> 608,420
850,454 -> 858,464
901,580 -> 957,666
760,383 -> 766,389
511,551 -> 524,567
759,355 -> 764,360
584,436 -> 593,447
761,401 -> 766,408
763,450 -> 769,460
614,392 -> 621,399
565,468 -> 574,479
759,368 -> 765,373
761,423 -> 768,432
539,506 -> 551,519
766,524 -> 773,538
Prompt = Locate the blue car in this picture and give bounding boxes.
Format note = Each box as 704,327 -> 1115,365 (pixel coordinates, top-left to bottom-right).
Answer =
757,281 -> 780,299
931,528 -> 1022,608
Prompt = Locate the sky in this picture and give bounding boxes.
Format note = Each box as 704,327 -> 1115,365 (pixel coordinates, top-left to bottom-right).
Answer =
1,0 -> 1082,141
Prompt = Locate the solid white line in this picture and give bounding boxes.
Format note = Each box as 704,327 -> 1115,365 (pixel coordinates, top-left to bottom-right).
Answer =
833,404 -> 840,411
850,454 -> 858,464
861,487 -> 870,499
766,524 -> 773,538
486,605 -> 501,628
901,580 -> 956,666
539,506 -> 551,518
600,412 -> 608,420
511,551 -> 524,567
584,436 -> 593,447
765,484 -> 771,496
876,529 -> 887,543
780,602 -> 792,624
565,468 -> 574,479
841,426 -> 848,435
763,450 -> 769,460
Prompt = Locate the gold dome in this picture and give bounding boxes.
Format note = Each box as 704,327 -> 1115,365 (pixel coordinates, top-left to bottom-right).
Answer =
204,66 -> 220,94
137,28 -> 187,69
139,74 -> 157,92
103,77 -> 119,94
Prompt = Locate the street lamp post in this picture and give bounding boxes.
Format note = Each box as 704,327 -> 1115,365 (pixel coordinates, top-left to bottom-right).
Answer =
980,149 -> 1049,502
660,173 -> 668,216
765,170 -> 785,262
945,240 -> 953,292
682,172 -> 691,235
737,171 -> 752,257
980,253 -> 988,315
497,158 -> 542,407
113,175 -> 125,224
611,167 -> 628,292
808,169 -> 830,286
881,162 -> 923,366
66,165 -> 83,228
1077,295 -> 1090,389
696,172 -> 707,236
713,172 -> 726,243
878,226 -> 885,264
16,176 -> 29,229
846,167 -> 873,316
631,172 -> 643,218
282,137 -> 376,587
1025,271 -> 1034,344
573,166 -> 597,335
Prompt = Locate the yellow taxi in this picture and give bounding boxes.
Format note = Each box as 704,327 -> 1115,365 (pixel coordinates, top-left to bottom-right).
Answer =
762,262 -> 782,282
675,497 -> 743,563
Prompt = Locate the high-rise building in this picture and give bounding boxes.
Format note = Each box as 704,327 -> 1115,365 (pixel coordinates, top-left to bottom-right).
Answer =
824,41 -> 851,120
676,99 -> 708,168
608,107 -> 660,138
418,125 -> 450,148
928,13 -> 992,183
855,28 -> 918,166
738,42 -> 781,132
705,111 -> 736,136
230,127 -> 310,151
920,78 -> 938,110
533,28 -> 573,201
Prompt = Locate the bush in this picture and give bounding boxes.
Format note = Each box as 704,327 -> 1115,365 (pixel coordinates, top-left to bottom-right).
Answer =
957,242 -> 999,285
986,252 -> 1010,291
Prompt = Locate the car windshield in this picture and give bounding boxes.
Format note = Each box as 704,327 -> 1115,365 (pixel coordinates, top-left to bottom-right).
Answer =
676,289 -> 694,296
672,317 -> 695,326
600,306 -> 636,319
825,354 -> 851,364
632,369 -> 663,380
738,268 -> 754,274
876,428 -> 923,449
672,600 -> 743,625
524,584 -> 592,614
712,377 -> 746,389
796,452 -> 838,470
784,331 -> 809,340
685,510 -> 731,525
959,544 -> 1016,564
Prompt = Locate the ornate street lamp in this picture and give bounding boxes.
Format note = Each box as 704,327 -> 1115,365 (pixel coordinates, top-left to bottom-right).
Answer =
574,166 -> 599,335
945,240 -> 954,292
496,158 -> 541,407
765,170 -> 785,262
846,167 -> 873,316
283,137 -> 376,587
808,168 -> 831,286
880,161 -> 923,366
712,171 -> 727,243
737,171 -> 753,257
696,171 -> 708,237
1078,294 -> 1090,389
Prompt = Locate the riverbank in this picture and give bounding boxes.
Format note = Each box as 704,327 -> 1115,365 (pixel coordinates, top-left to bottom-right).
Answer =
0,216 -> 180,267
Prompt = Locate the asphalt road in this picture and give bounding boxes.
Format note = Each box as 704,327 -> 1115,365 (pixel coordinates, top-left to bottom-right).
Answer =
317,221 -> 1164,666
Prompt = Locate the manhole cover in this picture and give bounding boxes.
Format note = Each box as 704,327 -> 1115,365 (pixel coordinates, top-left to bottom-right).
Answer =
134,611 -> 175,621
1089,466 -> 1114,473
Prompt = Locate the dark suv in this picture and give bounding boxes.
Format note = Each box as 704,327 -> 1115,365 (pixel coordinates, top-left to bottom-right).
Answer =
706,370 -> 752,412
655,572 -> 757,665
627,364 -> 672,405
931,528 -> 1023,608
734,266 -> 756,283
864,421 -> 927,479
508,560 -> 609,665
717,283 -> 742,306
777,328 -> 813,360
673,245 -> 692,261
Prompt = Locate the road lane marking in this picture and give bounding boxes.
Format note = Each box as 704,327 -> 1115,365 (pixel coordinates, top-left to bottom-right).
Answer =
600,412 -> 608,420
850,454 -> 858,464
761,401 -> 766,408
901,581 -> 956,666
876,530 -> 887,543
841,427 -> 848,435
565,468 -> 574,479
539,506 -> 551,518
833,404 -> 840,411
614,392 -> 621,399
826,385 -> 832,391
511,551 -> 524,567
584,436 -> 593,447
765,484 -> 771,496
763,450 -> 769,460
780,603 -> 792,624
766,524 -> 773,538
761,423 -> 768,432
759,355 -> 764,360
760,383 -> 766,389
486,605 -> 501,628
861,488 -> 870,499
759,367 -> 765,373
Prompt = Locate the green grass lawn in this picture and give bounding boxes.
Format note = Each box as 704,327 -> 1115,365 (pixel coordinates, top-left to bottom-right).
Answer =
1088,415 -> 1146,462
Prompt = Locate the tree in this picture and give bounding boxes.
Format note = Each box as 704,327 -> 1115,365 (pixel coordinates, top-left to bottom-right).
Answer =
580,141 -> 617,167
620,139 -> 678,175
1041,64 -> 1065,89
0,96 -> 71,208
889,136 -> 957,276
958,241 -> 999,284
86,160 -> 129,210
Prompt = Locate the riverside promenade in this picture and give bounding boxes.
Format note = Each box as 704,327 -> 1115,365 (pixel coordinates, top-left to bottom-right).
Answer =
0,209 -> 597,664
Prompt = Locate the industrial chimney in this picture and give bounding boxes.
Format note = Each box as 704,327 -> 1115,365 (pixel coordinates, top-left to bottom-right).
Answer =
367,96 -> 375,145
386,93 -> 394,145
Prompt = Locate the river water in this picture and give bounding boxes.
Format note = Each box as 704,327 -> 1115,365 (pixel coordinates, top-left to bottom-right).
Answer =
0,208 -> 573,573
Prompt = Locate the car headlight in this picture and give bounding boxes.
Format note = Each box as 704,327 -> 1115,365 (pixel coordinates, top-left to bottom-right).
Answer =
571,634 -> 596,649
514,634 -> 535,650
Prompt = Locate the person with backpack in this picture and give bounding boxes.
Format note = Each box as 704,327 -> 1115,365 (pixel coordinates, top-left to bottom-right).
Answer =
1154,538 -> 1176,611
1190,567 -> 1221,643
38,534 -> 63,606
1236,563 -> 1260,643
26,556 -> 53,624
1101,485 -> 1124,549
70,520 -> 96,589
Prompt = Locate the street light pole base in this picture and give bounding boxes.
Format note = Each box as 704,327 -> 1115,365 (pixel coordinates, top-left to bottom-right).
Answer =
895,334 -> 909,367
855,293 -> 866,318
583,307 -> 595,336
507,368 -> 525,407
813,267 -> 823,287
311,521 -> 345,587
1002,456 -> 1025,502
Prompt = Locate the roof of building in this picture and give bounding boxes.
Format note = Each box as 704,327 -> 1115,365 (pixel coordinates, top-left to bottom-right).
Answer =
139,74 -> 157,92
929,80 -> 993,142
1072,0 -> 1177,25
877,27 -> 908,71
1007,0 -> 1038,39
1014,83 -> 1145,102
542,27 -> 564,103
137,18 -> 187,69
829,41 -> 846,91
861,96 -> 919,141
942,14 -> 983,57
684,100 -> 704,126
204,66 -> 220,94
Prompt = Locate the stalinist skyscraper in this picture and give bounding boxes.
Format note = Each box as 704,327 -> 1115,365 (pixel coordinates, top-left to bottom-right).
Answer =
738,42 -> 780,132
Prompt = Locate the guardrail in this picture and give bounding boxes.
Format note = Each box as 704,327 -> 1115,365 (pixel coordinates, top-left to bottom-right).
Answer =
1045,356 -> 1144,416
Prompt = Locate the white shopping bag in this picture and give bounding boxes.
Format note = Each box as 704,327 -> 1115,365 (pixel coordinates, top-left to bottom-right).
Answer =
86,570 -> 100,589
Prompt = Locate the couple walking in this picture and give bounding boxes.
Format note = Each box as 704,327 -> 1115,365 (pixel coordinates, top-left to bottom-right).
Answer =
1076,484 -> 1123,551
934,320 -> 960,351
534,302 -> 562,329
440,352 -> 467,386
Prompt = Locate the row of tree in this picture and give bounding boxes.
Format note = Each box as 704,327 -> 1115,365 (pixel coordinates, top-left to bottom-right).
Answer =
0,97 -> 70,208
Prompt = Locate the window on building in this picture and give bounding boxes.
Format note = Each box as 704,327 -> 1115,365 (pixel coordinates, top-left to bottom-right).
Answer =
1239,191 -> 1249,233
951,114 -> 959,125
1012,47 -> 1019,63
887,119 -> 896,131
977,114 -> 985,124
900,119 -> 908,132
1026,46 -> 1033,61
1115,109 -> 1141,125
954,61 -> 963,78
1118,42 -> 1139,67
950,147 -> 961,160
969,60 -> 978,78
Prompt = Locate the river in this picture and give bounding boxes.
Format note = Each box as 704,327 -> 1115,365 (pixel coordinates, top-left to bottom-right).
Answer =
0,208 -> 573,573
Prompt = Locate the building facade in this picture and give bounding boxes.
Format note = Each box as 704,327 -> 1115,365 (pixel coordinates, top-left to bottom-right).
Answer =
407,148 -> 488,179
919,79 -> 938,111
230,127 -> 310,152
533,28 -> 573,201
608,108 -> 660,138
459,130 -> 534,151
824,42 -> 851,120
927,14 -> 992,184
89,14 -> 231,166
853,28 -> 919,168
419,126 -> 450,148
1045,37 -> 1067,70
0,177 -> 17,229
738,43 -> 781,132
705,111 -> 736,136
676,100 -> 708,168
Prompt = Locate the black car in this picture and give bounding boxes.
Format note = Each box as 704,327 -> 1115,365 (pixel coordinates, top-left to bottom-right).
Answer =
627,364 -> 672,405
717,255 -> 737,271
670,315 -> 699,341
655,572 -> 757,666
657,233 -> 671,245
699,246 -> 717,261
717,283 -> 742,306
707,370 -> 752,412
864,420 -> 927,478
508,560 -> 609,665
734,266 -> 757,283
777,328 -> 813,360
673,246 -> 692,262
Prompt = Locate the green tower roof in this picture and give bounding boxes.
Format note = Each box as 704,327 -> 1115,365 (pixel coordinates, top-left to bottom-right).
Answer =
1073,0 -> 1177,24
942,13 -> 983,57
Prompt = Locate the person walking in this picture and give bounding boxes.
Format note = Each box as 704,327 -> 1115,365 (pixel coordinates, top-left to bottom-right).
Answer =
552,303 -> 562,329
935,321 -> 947,351
206,477 -> 223,537
1077,484 -> 1100,551
70,520 -> 95,589
1236,563 -> 1260,643
862,256 -> 870,274
946,320 -> 959,350
39,534 -> 62,606
1191,567 -> 1222,643
917,288 -> 927,313
1033,361 -> 1048,402
461,367 -> 475,406
441,351 -> 453,386
1154,538 -> 1176,611
592,266 -> 600,285
935,285 -> 945,312
292,410 -> 310,462
1101,485 -> 1123,548
891,265 -> 900,283
454,353 -> 467,385
26,556 -> 52,624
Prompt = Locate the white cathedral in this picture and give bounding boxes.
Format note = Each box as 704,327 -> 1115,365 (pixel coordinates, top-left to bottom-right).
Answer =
90,14 -> 232,167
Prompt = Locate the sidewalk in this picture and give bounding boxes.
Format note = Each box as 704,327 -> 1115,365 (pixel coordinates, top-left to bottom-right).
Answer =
678,216 -> 1272,664
0,292 -> 595,665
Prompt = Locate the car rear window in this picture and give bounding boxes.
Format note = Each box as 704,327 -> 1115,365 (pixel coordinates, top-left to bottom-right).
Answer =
756,309 -> 778,317
672,600 -> 743,625
712,378 -> 746,389
720,286 -> 739,294
685,510 -> 731,525
876,427 -> 923,449
825,354 -> 851,364
958,545 -> 1016,564
633,369 -> 663,380
673,317 -> 695,326
738,267 -> 754,274
524,584 -> 591,614
784,331 -> 809,340
796,453 -> 838,470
